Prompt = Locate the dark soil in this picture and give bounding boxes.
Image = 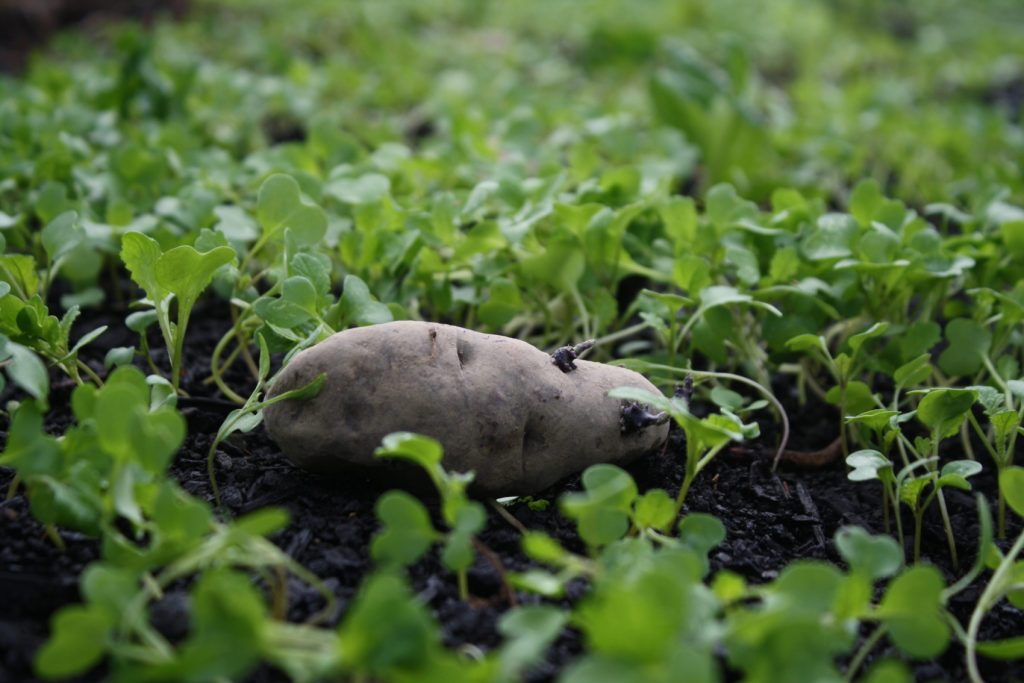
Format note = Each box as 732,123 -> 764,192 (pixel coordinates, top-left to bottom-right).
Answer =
1,301 -> 1022,683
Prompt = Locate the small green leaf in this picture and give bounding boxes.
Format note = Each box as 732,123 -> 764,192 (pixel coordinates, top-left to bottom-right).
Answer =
1001,467 -> 1024,519
257,174 -> 327,246
510,569 -> 567,597
2,340 -> 49,403
848,322 -> 889,354
677,513 -> 726,557
232,507 -> 290,537
441,501 -> 486,571
699,285 -> 781,317
560,464 -> 637,547
786,333 -> 829,358
35,605 -> 113,679
154,244 -> 237,314
337,275 -> 392,327
835,526 -> 902,580
338,572 -> 438,674
41,211 -> 84,263
845,409 -> 897,433
326,173 -> 391,205
861,659 -> 912,683
375,432 -> 444,470
976,636 -> 1024,661
632,488 -> 676,532
938,319 -> 991,377
121,232 -> 165,303
846,450 -> 893,482
522,531 -> 569,566
372,491 -> 437,566
915,388 -> 978,439
478,279 -> 524,329
894,354 -> 932,388
497,605 -> 569,682
878,566 -> 950,659
1000,220 -> 1024,259
803,213 -> 859,260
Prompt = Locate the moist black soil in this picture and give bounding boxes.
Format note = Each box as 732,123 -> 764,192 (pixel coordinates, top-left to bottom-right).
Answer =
1,301 -> 1022,683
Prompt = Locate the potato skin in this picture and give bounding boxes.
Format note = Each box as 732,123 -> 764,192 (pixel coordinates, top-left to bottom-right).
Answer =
264,321 -> 668,496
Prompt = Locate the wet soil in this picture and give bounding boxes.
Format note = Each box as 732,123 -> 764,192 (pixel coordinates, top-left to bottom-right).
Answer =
1,301 -> 1022,683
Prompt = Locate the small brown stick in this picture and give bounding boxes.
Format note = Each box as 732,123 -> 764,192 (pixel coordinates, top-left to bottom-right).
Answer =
775,436 -> 844,469
488,498 -> 529,534
472,537 -> 518,608
795,482 -> 826,548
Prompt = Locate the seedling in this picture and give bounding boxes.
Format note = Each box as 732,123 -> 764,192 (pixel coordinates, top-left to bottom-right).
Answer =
372,432 -> 487,600
786,322 -> 889,457
122,233 -> 237,393
609,385 -> 756,511
965,468 -> 1024,682
965,384 -> 1023,538
206,334 -> 325,509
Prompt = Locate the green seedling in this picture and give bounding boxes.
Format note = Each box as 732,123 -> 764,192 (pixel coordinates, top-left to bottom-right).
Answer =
37,507 -> 337,683
909,387 -> 982,568
847,448 -> 904,548
122,232 -> 237,393
206,334 -> 325,509
0,366 -> 185,547
965,468 -> 1024,682
965,384 -> 1023,538
612,358 -> 789,467
0,273 -> 106,386
0,334 -> 50,408
609,385 -> 756,511
787,321 -> 889,457
372,432 -> 487,600
632,282 -> 781,386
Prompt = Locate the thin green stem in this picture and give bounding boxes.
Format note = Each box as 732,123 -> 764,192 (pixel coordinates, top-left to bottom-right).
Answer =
966,528 -> 1024,683
913,510 -> 923,564
982,354 -> 1014,411
591,321 -> 651,351
844,624 -> 888,682
76,359 -> 104,386
936,488 -> 959,571
45,524 -> 66,552
5,473 -> 20,501
967,411 -> 1001,464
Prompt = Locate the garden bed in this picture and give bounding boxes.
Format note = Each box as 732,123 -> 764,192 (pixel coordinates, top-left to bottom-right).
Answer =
2,304 -> 1021,683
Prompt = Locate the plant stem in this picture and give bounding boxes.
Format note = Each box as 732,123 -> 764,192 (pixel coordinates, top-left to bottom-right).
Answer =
457,569 -> 469,601
881,482 -> 890,534
937,488 -> 959,571
45,524 -> 66,551
76,359 -> 104,386
966,528 -> 1024,683
591,321 -> 650,351
967,411 -> 1001,464
890,482 -> 905,554
488,498 -> 528,534
844,624 -> 888,682
5,473 -> 20,501
913,510 -> 923,564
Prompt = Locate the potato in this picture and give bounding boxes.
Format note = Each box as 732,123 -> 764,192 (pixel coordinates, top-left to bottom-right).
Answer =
264,321 -> 669,496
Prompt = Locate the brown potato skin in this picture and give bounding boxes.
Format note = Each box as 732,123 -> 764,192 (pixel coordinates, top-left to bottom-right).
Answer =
264,321 -> 669,496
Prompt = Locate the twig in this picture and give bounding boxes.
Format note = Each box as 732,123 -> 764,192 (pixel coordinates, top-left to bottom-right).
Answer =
488,498 -> 529,535
472,537 -> 518,608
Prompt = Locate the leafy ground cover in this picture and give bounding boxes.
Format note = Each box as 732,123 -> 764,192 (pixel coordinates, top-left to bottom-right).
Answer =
2,1 -> 1024,681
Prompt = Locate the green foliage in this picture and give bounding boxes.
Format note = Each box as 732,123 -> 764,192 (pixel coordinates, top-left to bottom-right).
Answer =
373,433 -> 487,597
6,0 -> 1024,680
122,232 -> 236,391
